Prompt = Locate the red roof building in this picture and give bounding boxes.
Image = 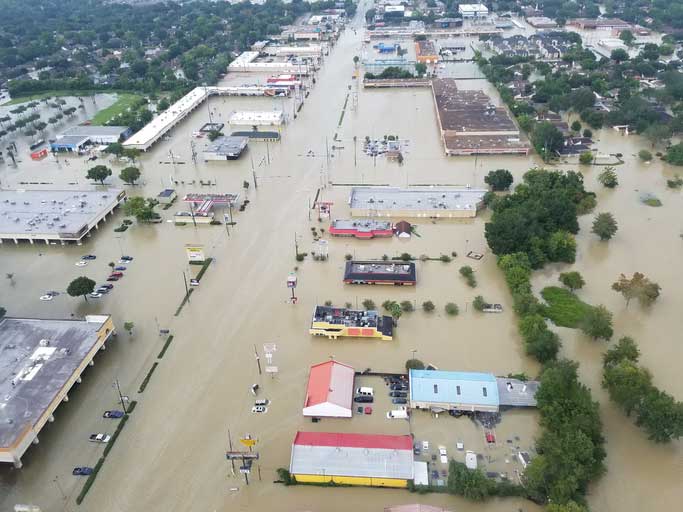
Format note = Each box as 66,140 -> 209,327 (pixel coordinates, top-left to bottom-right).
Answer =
302,360 -> 355,418
293,431 -> 413,450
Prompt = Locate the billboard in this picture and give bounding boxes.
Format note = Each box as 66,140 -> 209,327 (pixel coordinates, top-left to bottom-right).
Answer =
185,244 -> 205,262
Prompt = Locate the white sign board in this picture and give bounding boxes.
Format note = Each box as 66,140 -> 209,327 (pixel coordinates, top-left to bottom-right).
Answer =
185,244 -> 205,262
265,366 -> 279,374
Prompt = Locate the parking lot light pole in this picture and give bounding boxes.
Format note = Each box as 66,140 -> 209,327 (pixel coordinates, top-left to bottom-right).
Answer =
114,378 -> 128,414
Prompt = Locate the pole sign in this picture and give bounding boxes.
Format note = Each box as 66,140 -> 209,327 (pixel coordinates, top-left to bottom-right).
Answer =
185,244 -> 205,262
239,438 -> 258,448
226,451 -> 259,460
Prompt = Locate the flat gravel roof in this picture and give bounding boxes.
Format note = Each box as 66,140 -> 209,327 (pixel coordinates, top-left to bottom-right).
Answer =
0,189 -> 123,238
350,187 -> 487,212
0,316 -> 110,449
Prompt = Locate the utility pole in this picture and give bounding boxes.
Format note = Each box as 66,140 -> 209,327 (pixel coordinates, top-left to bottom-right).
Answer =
189,201 -> 197,228
114,378 -> 128,414
294,232 -> 299,258
254,344 -> 262,375
266,140 -> 270,165
353,135 -> 357,167
228,430 -> 236,475
182,271 -> 190,303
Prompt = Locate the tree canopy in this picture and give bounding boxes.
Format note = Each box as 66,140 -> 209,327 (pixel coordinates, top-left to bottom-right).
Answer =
67,276 -> 95,301
484,169 -> 513,191
612,272 -> 661,307
86,165 -> 112,184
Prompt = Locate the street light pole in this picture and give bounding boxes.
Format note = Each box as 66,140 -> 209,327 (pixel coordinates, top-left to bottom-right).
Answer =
182,271 -> 190,303
114,378 -> 128,414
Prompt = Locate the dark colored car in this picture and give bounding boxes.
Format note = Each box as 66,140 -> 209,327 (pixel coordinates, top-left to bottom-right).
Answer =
109,271 -> 123,277
431,470 -> 439,480
81,255 -> 96,260
390,383 -> 408,391
103,410 -> 124,419
121,256 -> 134,261
389,391 -> 407,397
96,287 -> 111,294
392,397 -> 407,404
106,276 -> 119,282
114,266 -> 127,271
73,467 -> 94,476
99,284 -> 114,290
353,395 -> 374,403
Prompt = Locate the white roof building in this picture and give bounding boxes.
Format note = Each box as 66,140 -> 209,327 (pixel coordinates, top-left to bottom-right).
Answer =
458,4 -> 489,17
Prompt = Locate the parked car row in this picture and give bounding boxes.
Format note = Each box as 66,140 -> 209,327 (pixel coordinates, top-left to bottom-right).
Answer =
73,408 -> 126,476
95,255 -> 133,297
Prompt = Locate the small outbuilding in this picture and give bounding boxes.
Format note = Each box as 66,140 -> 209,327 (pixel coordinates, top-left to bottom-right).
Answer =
394,220 -> 412,237
157,189 -> 177,205
303,360 -> 355,418
203,136 -> 249,161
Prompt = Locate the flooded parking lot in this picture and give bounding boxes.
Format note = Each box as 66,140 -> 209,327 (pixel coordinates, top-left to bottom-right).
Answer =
0,3 -> 681,511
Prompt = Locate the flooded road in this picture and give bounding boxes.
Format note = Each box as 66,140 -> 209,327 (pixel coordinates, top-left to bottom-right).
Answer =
0,3 -> 681,511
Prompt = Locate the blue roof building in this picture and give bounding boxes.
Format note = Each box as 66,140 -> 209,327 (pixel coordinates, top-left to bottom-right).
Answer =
408,369 -> 500,412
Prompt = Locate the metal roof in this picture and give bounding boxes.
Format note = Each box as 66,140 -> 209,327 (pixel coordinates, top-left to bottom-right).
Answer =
203,136 -> 249,156
303,361 -> 354,416
290,432 -> 414,479
409,369 -> 499,407
349,187 -> 487,213
496,377 -> 539,407
61,126 -> 130,138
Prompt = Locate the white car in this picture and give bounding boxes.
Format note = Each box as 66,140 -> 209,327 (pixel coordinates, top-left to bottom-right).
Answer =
89,433 -> 111,443
422,440 -> 429,451
89,292 -> 102,298
39,294 -> 54,301
75,261 -> 88,267
439,446 -> 448,464
251,405 -> 268,413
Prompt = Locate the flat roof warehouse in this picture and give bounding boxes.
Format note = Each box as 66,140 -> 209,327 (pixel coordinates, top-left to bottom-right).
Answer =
0,315 -> 115,467
0,189 -> 126,244
349,187 -> 487,218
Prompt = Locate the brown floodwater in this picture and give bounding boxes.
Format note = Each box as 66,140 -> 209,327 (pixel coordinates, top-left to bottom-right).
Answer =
0,3 -> 681,511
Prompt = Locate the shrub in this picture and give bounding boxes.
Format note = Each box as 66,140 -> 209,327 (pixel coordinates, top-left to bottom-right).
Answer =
400,300 -> 414,312
382,254 -> 389,261
579,151 -> 594,165
399,252 -> 413,261
345,302 -> 353,309
405,358 -> 425,370
362,299 -> 376,310
559,271 -> 585,291
472,296 -> 487,311
444,302 -> 459,316
440,254 -> 452,263
459,265 -> 477,287
296,253 -> 305,261
666,175 -> 683,188
598,168 -> 618,188
422,300 -> 435,312
345,253 -> 352,260
324,300 -> 333,306
638,149 -> 653,161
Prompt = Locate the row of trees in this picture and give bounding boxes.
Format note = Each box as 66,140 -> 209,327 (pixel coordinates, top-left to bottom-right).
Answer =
86,164 -> 141,186
489,168 -> 606,507
603,337 -> 683,442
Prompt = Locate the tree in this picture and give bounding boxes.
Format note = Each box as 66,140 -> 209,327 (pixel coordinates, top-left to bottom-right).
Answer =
603,336 -> 640,368
583,128 -> 592,138
610,48 -> 629,63
663,143 -> 683,165
123,196 -> 158,222
157,98 -> 170,111
643,124 -> 671,148
0,307 -> 5,318
547,231 -> 576,263
638,149 -> 653,161
548,502 -> 589,512
580,305 -> 613,340
400,300 -> 414,313
559,271 -> 585,291
579,151 -> 594,165
612,272 -> 661,307
484,169 -> 513,191
86,165 -> 112,184
122,148 -> 141,162
598,168 -> 618,188
459,265 -> 476,287
592,213 -> 618,241
532,122 -> 564,161
405,358 -> 425,370
104,142 -> 125,158
571,120 -> 582,132
635,388 -> 683,443
619,30 -> 635,46
362,299 -> 375,310
415,62 -> 427,76
207,129 -> 223,141
444,302 -> 459,316
447,461 -> 493,501
67,276 -> 95,302
119,166 -> 141,185
123,321 -> 134,335
422,300 -> 435,312
353,55 -> 359,66
472,296 -> 486,311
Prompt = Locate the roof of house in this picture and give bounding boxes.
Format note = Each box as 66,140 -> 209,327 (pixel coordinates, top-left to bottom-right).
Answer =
303,360 -> 354,412
409,369 -> 500,407
290,432 -> 414,480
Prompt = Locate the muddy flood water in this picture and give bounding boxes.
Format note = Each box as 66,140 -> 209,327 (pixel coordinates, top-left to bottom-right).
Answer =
1,4 -> 681,512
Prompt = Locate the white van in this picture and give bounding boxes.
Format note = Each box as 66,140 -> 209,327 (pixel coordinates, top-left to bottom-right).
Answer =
386,408 -> 408,419
465,450 -> 477,470
355,387 -> 374,397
